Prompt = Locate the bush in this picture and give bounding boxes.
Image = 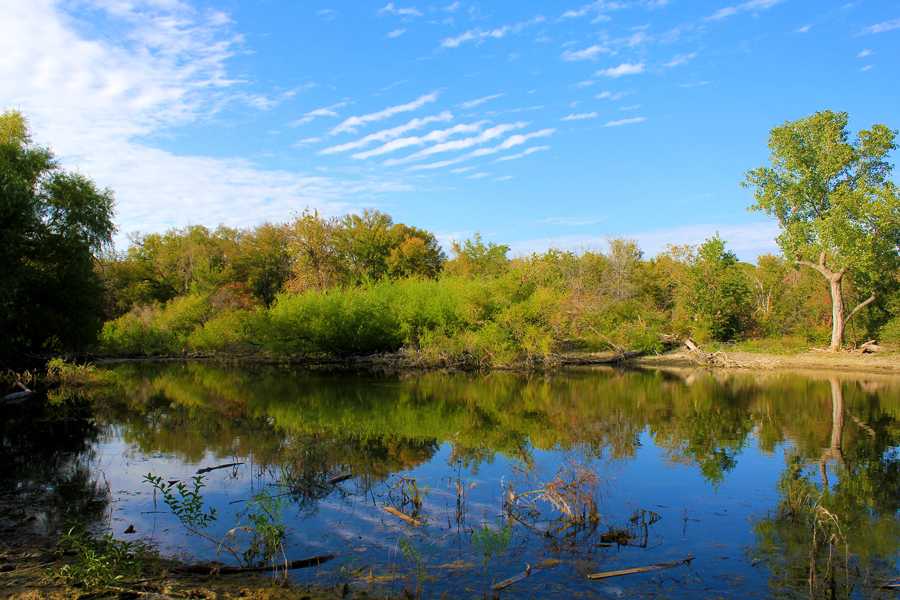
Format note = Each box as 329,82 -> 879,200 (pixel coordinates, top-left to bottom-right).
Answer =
99,293 -> 211,355
187,309 -> 267,354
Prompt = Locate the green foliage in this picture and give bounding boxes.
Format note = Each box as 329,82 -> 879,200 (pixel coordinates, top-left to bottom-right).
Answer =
471,523 -> 512,567
239,491 -> 287,568
680,236 -> 753,341
444,233 -> 510,278
745,110 -> 900,343
1,110 -> 115,356
57,527 -> 157,589
143,473 -> 218,528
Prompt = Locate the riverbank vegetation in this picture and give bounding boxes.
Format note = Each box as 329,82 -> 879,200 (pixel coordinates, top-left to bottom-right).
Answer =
2,109 -> 898,368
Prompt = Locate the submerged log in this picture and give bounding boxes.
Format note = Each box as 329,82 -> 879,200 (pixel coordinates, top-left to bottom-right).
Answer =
586,555 -> 694,581
172,553 -> 335,575
492,563 -> 532,592
195,462 -> 244,474
383,506 -> 422,526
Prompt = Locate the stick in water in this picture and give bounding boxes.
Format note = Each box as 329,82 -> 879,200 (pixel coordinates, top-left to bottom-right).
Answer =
383,506 -> 422,527
586,555 -> 694,581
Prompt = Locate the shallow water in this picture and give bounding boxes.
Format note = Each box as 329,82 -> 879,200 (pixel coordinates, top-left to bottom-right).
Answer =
4,364 -> 899,598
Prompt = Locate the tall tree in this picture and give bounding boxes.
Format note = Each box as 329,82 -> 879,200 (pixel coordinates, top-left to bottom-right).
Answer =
745,111 -> 900,350
0,110 -> 115,356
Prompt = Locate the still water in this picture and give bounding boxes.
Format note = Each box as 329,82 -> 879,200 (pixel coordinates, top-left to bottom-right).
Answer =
6,364 -> 900,598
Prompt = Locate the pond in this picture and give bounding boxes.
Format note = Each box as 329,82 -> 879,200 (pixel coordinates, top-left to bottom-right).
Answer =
2,364 -> 898,598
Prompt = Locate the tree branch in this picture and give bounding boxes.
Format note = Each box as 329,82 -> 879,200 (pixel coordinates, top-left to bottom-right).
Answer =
796,259 -> 831,278
845,294 -> 876,325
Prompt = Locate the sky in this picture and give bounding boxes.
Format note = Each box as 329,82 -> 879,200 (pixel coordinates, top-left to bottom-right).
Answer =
1,0 -> 898,259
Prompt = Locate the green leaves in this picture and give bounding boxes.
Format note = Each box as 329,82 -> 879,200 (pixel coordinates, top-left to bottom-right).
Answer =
143,473 -> 218,529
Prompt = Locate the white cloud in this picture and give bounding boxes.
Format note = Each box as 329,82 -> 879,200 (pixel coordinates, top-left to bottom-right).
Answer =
330,91 -> 439,135
795,24 -> 811,33
0,1 -> 408,246
352,121 -> 487,159
561,44 -> 610,61
706,0 -> 783,21
320,111 -> 452,155
595,90 -> 629,100
459,93 -> 504,109
560,1 -> 626,20
861,18 -> 900,34
387,28 -> 407,38
444,2 -> 461,12
604,116 -> 646,127
317,8 -> 338,21
450,166 -> 477,174
378,2 -> 423,17
856,48 -> 872,58
495,145 -> 550,161
467,172 -> 491,179
293,136 -> 322,147
495,175 -> 514,182
291,101 -> 349,126
596,62 -> 645,77
387,122 -> 528,166
663,52 -> 697,67
441,16 -> 546,48
561,112 -> 599,121
861,64 -> 874,72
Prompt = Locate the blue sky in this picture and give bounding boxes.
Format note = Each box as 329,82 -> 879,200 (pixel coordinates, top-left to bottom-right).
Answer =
1,1 -> 898,258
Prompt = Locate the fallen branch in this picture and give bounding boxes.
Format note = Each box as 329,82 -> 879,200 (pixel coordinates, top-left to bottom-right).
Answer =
196,462 -> 244,475
858,340 -> 881,354
172,553 -> 335,575
383,506 -> 422,527
2,380 -> 34,403
492,563 -> 532,592
586,555 -> 694,581
326,472 -> 353,485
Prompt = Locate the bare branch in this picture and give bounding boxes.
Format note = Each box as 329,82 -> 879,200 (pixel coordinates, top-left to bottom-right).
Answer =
797,259 -> 831,278
845,294 -> 876,325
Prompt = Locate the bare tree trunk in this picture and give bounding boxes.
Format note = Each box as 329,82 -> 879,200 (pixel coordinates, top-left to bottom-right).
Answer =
829,276 -> 845,352
797,252 -> 876,352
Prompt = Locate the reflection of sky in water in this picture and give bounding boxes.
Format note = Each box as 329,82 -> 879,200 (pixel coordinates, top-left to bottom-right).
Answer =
95,426 -> 788,597
71,366 -> 899,599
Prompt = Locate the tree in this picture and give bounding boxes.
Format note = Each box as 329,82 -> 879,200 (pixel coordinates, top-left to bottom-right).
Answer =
681,236 -> 753,341
0,110 -> 115,356
444,233 -> 510,278
745,111 -> 900,350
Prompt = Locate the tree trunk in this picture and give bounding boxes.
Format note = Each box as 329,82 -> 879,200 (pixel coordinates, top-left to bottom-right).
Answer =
829,276 -> 845,352
798,253 -> 875,352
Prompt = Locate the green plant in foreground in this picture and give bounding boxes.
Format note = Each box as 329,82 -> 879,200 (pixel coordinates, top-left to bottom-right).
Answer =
56,527 -> 157,589
144,473 -> 218,529
239,491 -> 287,570
398,536 -> 427,598
471,523 -> 512,568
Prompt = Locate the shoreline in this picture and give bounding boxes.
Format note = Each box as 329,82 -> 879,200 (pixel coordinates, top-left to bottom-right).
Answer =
81,348 -> 900,377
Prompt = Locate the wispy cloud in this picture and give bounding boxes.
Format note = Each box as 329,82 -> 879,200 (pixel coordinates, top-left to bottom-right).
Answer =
495,145 -> 550,161
317,8 -> 338,21
856,48 -> 872,58
604,116 -> 646,127
330,92 -> 439,135
795,24 -> 811,33
444,1 -> 461,12
561,44 -> 610,61
495,175 -> 515,182
459,93 -> 504,109
860,18 -> 900,34
441,16 -> 546,48
663,52 -> 697,67
560,1 -> 626,21
0,2 -> 407,245
321,111 -> 452,154
387,28 -> 407,38
861,64 -> 874,72
293,137 -> 322,147
388,122 -> 528,166
378,2 -> 423,17
467,171 -> 491,179
596,62 -> 645,77
353,121 -> 486,159
561,112 -> 599,121
595,90 -> 629,100
706,0 -> 783,21
291,101 -> 349,126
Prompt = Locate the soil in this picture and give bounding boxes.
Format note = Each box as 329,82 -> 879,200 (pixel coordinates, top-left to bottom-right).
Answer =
632,348 -> 900,375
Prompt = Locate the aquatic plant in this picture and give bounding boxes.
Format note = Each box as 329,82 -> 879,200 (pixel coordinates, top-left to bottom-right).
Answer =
56,527 -> 158,589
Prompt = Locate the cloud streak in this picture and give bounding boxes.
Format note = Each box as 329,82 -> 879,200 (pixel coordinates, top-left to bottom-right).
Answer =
330,92 -> 439,135
596,62 -> 645,77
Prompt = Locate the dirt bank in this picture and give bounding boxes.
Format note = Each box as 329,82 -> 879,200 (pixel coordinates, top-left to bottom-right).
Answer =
632,349 -> 900,375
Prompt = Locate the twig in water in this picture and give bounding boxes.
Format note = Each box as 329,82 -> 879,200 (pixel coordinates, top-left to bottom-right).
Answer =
586,555 -> 694,581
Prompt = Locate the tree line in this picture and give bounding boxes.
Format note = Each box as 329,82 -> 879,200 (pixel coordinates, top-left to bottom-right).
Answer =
1,109 -> 898,364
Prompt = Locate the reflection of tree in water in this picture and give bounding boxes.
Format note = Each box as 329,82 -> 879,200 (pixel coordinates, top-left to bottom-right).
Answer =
752,377 -> 899,598
0,395 -> 110,540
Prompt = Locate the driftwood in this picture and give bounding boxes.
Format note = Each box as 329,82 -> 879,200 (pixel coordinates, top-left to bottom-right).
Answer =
172,553 -> 334,575
586,555 -> 694,581
382,506 -> 422,526
2,381 -> 34,403
858,340 -> 881,354
492,563 -> 532,592
195,462 -> 244,475
326,472 -> 353,485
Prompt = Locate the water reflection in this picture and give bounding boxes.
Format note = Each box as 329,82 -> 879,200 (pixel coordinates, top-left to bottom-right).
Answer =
7,364 -> 899,597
